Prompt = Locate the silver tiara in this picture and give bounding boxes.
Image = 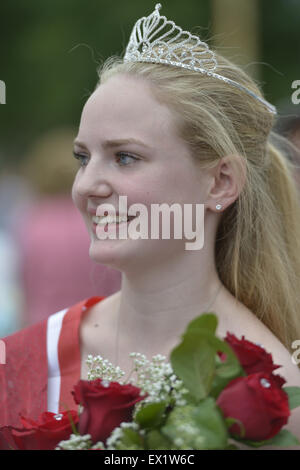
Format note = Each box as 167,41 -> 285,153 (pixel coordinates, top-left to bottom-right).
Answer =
124,3 -> 276,115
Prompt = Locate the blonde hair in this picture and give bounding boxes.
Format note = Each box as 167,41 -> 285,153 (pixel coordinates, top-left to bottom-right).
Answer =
95,44 -> 300,356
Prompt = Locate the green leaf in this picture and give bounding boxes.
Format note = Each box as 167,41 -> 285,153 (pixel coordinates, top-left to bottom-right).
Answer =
225,444 -> 239,450
210,340 -> 245,398
266,429 -> 300,447
66,409 -> 79,435
170,328 -> 243,401
184,313 -> 218,335
284,386 -> 300,410
214,343 -> 244,379
192,398 -> 229,449
225,417 -> 237,428
170,330 -> 217,400
224,417 -> 246,438
238,429 -> 300,448
134,401 -> 168,429
114,427 -> 144,450
161,399 -> 229,450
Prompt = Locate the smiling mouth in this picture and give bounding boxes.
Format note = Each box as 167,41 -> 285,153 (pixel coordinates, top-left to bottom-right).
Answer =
92,214 -> 136,223
92,214 -> 137,231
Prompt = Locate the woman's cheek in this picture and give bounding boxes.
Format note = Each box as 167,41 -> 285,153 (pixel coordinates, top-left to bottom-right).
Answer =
71,179 -> 85,212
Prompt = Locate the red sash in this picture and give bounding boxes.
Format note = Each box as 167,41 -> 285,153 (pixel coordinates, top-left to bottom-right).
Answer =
57,296 -> 104,413
0,296 -> 104,427
0,320 -> 48,427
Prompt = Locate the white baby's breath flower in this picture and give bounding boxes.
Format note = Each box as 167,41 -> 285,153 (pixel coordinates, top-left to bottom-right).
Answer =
106,421 -> 141,450
85,350 -> 188,408
56,433 -> 93,450
106,426 -> 124,449
86,355 -> 126,383
120,422 -> 139,430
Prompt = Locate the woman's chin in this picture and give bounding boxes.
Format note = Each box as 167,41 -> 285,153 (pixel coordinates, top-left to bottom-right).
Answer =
88,236 -> 136,270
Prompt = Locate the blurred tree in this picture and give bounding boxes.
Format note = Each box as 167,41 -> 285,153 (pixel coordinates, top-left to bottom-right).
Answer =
211,0 -> 260,79
0,0 -> 299,170
0,0 -> 210,169
260,0 -> 300,108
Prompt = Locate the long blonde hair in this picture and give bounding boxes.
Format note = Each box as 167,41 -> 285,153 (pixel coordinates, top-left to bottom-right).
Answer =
95,44 -> 300,355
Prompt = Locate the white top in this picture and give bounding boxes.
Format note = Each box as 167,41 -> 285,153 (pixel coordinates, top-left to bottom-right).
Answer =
46,308 -> 68,413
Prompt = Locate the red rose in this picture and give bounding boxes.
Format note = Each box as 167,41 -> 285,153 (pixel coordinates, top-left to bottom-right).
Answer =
224,332 -> 282,375
0,410 -> 78,450
216,372 -> 290,441
72,379 -> 146,444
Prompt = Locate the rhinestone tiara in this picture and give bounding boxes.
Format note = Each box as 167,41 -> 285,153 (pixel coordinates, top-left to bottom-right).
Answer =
124,3 -> 276,115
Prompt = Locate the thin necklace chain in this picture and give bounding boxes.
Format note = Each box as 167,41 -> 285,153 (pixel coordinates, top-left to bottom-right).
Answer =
114,282 -> 223,367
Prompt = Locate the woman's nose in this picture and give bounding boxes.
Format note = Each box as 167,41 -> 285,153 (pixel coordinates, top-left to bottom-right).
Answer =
75,160 -> 113,198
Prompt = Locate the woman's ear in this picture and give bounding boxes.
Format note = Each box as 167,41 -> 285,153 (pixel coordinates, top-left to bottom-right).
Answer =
206,154 -> 246,211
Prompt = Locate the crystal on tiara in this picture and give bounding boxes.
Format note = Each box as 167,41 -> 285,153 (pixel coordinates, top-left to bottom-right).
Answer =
124,4 -> 276,115
124,3 -> 217,73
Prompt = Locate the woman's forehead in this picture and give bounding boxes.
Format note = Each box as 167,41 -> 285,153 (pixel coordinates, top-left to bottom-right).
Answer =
78,77 -> 180,147
83,76 -> 170,122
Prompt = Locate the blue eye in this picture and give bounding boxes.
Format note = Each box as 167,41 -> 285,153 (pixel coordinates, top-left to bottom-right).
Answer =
116,152 -> 139,166
72,151 -> 139,168
73,151 -> 89,167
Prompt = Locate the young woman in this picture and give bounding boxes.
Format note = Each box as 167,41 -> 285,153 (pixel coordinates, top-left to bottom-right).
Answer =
1,3 -> 300,445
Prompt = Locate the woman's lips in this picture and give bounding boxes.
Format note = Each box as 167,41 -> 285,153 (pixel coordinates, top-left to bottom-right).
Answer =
91,216 -> 137,237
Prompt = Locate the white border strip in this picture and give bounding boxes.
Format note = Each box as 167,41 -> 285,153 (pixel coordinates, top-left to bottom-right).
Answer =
47,308 -> 68,413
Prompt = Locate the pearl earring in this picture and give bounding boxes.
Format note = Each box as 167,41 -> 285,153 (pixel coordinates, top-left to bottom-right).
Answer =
216,204 -> 222,210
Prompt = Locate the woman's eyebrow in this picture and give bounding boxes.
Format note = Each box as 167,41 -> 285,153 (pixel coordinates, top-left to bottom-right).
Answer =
73,138 -> 151,149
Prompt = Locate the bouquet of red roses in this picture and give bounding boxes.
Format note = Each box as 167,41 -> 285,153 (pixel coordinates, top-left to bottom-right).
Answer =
1,313 -> 300,450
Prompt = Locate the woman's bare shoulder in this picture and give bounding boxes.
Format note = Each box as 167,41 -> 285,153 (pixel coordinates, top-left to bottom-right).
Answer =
80,290 -> 121,354
82,290 -> 121,327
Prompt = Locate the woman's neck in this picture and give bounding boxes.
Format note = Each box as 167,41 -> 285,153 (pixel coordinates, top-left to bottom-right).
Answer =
112,257 -> 224,363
